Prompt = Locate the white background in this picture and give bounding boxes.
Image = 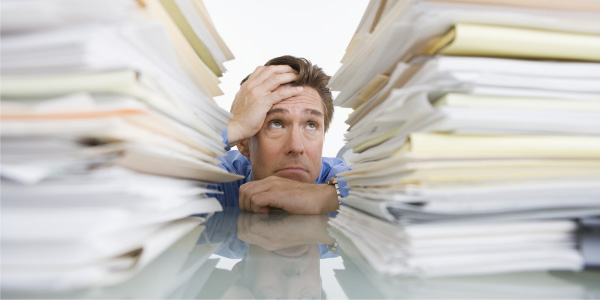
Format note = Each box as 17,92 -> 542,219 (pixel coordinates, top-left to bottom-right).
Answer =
204,0 -> 369,158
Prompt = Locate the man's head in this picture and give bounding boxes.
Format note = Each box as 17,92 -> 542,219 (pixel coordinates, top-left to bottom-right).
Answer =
241,56 -> 334,132
225,244 -> 322,299
238,56 -> 334,183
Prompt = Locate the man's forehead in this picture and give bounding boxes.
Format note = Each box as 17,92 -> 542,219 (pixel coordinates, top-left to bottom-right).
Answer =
270,99 -> 324,113
270,87 -> 324,114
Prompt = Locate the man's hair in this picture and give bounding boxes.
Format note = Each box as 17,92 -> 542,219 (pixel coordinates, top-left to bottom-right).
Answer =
241,55 -> 334,132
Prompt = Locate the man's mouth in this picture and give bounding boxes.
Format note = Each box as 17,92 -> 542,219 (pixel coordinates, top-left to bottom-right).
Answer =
274,245 -> 310,257
276,167 -> 308,174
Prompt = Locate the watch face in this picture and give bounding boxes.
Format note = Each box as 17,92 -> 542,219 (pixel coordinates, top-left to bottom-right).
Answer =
328,176 -> 337,185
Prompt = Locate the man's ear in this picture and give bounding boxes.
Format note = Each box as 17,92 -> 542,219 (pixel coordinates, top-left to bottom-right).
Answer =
237,139 -> 250,158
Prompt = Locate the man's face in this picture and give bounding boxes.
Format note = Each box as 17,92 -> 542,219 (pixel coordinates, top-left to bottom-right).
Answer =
245,244 -> 322,299
240,86 -> 325,183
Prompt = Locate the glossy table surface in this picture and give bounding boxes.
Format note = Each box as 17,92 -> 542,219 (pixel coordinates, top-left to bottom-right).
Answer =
5,209 -> 600,299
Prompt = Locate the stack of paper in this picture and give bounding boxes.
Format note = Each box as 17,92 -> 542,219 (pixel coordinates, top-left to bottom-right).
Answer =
0,0 -> 242,294
329,0 -> 600,277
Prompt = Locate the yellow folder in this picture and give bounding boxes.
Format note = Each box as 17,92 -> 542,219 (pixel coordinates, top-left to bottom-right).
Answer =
426,23 -> 600,61
407,133 -> 600,157
434,93 -> 600,112
158,0 -> 222,77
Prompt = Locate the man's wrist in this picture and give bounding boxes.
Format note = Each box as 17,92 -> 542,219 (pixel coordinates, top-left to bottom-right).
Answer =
226,121 -> 242,147
321,183 -> 340,213
327,176 -> 342,198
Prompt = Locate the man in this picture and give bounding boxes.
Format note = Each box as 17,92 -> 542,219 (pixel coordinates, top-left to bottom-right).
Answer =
211,55 -> 349,214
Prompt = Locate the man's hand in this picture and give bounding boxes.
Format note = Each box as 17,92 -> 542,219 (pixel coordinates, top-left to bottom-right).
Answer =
238,176 -> 340,214
227,65 -> 304,146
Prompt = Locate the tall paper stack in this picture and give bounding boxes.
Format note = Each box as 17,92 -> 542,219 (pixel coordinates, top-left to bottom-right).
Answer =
329,0 -> 600,277
0,0 -> 242,293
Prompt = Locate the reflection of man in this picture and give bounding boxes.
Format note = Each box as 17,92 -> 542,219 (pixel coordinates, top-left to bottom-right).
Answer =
200,210 -> 336,299
210,55 -> 349,214
225,242 -> 323,299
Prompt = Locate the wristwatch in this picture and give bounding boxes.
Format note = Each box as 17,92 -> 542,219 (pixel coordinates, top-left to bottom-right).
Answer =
327,240 -> 339,254
328,176 -> 342,198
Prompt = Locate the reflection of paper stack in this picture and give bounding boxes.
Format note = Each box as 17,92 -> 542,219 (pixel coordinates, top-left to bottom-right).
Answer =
332,206 -> 584,277
2,219 -> 222,299
0,0 -> 241,294
329,0 -> 600,277
85,226 -> 221,299
330,226 -> 598,299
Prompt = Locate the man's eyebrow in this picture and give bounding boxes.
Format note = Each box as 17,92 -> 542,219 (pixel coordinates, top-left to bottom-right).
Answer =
266,107 -> 289,116
266,108 -> 324,117
304,108 -> 324,117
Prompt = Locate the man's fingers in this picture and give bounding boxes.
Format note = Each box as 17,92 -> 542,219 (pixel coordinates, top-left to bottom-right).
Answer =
239,180 -> 271,212
239,178 -> 285,213
248,191 -> 275,213
245,65 -> 267,83
262,72 -> 299,93
267,85 -> 304,104
238,182 -> 250,211
250,65 -> 297,86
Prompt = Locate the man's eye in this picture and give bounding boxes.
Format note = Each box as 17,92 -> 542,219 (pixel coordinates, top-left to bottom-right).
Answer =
269,120 -> 282,128
306,122 -> 317,130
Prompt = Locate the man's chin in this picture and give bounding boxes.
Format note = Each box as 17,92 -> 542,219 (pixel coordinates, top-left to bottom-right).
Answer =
274,170 -> 313,183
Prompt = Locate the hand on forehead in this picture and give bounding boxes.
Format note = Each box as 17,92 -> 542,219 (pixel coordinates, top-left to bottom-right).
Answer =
227,65 -> 305,146
269,86 -> 324,115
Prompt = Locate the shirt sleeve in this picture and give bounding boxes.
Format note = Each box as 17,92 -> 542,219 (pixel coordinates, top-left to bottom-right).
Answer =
221,128 -> 231,151
198,210 -> 248,259
207,150 -> 250,208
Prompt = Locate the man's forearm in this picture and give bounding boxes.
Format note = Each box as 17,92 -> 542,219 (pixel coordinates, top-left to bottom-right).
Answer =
239,176 -> 341,214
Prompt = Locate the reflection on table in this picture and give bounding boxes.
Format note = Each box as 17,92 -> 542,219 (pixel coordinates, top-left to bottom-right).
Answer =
201,210 -> 336,299
3,208 -> 598,299
331,227 -> 600,299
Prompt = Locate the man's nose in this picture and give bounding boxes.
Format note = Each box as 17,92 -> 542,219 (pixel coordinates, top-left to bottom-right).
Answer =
285,126 -> 305,155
